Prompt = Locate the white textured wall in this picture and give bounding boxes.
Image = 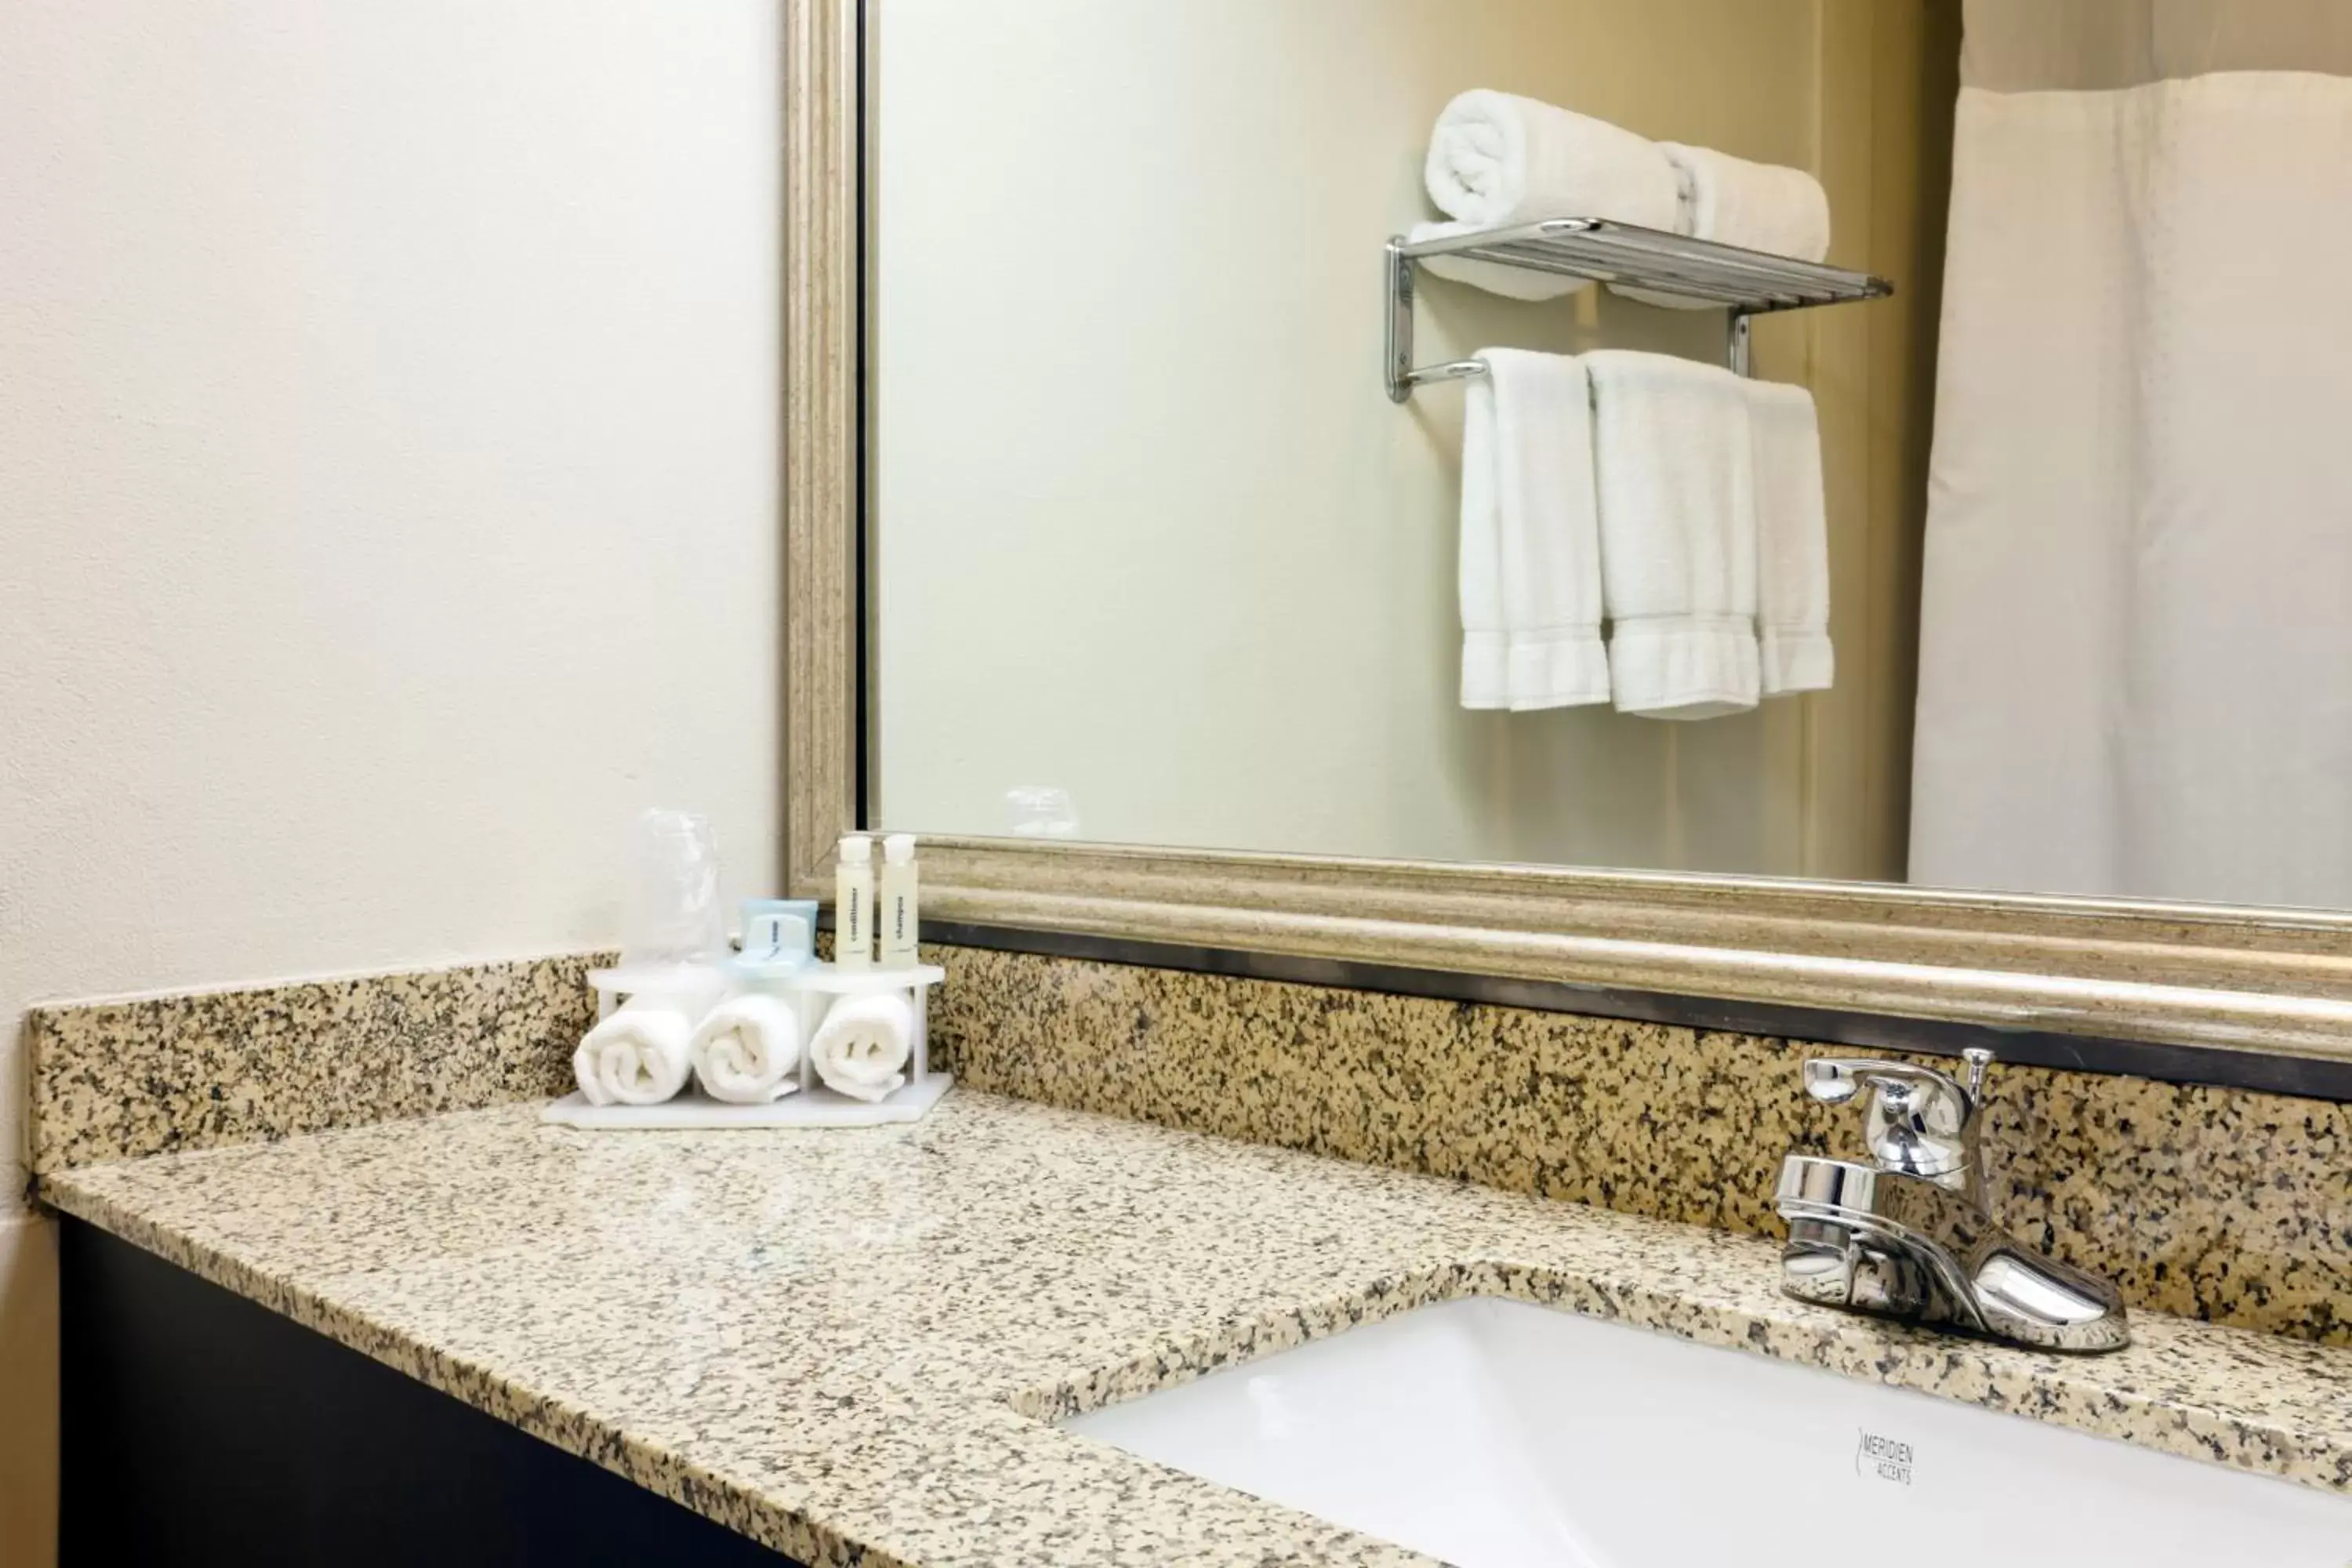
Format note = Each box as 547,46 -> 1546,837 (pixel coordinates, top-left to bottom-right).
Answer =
0,2 -> 783,1556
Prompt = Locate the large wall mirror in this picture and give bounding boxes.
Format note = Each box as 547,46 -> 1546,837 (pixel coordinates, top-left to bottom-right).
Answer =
788,0 -> 2352,1075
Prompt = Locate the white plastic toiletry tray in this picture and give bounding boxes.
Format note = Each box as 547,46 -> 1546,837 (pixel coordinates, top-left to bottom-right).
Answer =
543,960 -> 949,1130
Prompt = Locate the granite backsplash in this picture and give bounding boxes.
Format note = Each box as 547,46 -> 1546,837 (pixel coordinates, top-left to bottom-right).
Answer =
927,944 -> 2351,1344
27,939 -> 2347,1344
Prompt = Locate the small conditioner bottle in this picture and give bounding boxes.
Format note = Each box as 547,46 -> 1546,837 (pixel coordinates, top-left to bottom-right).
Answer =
878,833 -> 920,968
834,834 -> 875,970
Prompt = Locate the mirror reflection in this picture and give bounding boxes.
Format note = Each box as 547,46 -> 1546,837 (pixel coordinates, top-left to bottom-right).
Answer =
869,0 -> 2352,913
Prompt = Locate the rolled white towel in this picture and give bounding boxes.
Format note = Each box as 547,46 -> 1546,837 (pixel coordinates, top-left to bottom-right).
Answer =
573,1000 -> 695,1106
807,991 -> 916,1104
689,992 -> 804,1105
1612,143 -> 1831,309
1664,142 -> 1828,259
1424,89 -> 1682,231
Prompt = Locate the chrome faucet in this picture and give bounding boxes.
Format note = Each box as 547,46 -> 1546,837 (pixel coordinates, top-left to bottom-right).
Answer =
1773,1048 -> 2130,1353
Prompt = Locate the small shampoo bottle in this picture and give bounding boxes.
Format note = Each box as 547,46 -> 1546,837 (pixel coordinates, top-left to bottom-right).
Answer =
834,833 -> 875,970
878,833 -> 920,968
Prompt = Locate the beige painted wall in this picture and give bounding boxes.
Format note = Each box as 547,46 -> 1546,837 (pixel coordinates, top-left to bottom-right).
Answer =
0,2 -> 784,1557
873,0 -> 1953,879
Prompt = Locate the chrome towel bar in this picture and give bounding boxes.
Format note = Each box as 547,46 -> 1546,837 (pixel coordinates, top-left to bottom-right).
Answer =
1386,217 -> 1892,401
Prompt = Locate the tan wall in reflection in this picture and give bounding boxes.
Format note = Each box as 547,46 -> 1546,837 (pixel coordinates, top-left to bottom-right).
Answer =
874,0 -> 1958,881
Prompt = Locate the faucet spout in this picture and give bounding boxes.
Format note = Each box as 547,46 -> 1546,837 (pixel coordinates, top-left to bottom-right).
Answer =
1773,1052 -> 2129,1354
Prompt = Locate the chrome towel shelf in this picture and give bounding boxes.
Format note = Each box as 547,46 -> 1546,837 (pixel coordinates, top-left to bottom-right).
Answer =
1386,218 -> 1892,401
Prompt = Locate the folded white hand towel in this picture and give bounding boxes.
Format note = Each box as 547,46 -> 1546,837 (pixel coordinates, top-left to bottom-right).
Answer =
1610,144 -> 1832,309
1459,348 -> 1610,712
1586,349 -> 1759,718
807,992 -> 916,1104
688,992 -> 804,1105
1425,89 -> 1682,231
1409,220 -> 1588,301
574,1000 -> 695,1107
1748,379 -> 1834,695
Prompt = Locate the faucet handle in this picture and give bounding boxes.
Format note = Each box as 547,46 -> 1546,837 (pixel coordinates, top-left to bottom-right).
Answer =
1962,1044 -> 1993,1100
1800,1049 -> 1993,1185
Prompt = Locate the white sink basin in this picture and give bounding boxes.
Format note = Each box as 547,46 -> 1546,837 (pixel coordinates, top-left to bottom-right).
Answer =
1067,1297 -> 2352,1567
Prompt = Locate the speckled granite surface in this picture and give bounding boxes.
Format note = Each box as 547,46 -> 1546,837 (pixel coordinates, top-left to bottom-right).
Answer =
927,945 -> 2352,1345
41,1093 -> 2352,1566
34,943 -> 2351,1349
27,953 -> 604,1178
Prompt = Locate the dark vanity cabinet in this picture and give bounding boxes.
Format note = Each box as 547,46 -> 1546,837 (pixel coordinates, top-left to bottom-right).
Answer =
60,1221 -> 797,1567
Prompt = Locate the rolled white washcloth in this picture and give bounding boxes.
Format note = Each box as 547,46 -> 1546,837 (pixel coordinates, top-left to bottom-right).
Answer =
807,991 -> 916,1104
689,992 -> 804,1105
574,999 -> 695,1106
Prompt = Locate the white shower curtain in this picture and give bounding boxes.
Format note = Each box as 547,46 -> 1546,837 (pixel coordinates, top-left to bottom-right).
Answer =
1909,1 -> 2352,908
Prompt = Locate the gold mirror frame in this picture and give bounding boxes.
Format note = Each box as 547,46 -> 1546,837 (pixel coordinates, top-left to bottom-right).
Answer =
783,0 -> 2352,1066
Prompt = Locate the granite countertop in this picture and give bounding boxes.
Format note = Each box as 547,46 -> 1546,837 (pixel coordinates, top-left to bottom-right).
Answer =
41,1091 -> 2352,1566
